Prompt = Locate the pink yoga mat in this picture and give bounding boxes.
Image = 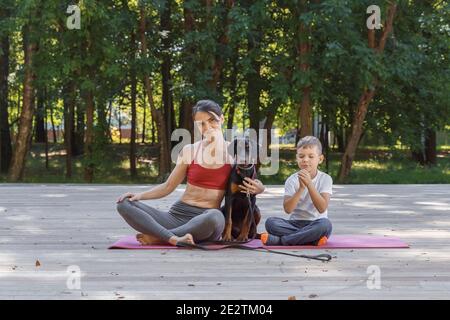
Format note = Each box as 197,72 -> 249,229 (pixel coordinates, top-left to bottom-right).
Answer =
108,234 -> 409,250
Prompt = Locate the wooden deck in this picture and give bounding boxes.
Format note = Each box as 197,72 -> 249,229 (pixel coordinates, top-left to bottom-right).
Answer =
1,184 -> 449,300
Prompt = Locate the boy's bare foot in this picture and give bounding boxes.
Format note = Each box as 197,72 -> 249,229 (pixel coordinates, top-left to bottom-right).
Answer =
136,233 -> 165,245
169,233 -> 195,246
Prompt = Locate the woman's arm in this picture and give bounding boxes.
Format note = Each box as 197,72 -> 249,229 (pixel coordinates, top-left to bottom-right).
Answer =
134,162 -> 187,201
118,145 -> 192,202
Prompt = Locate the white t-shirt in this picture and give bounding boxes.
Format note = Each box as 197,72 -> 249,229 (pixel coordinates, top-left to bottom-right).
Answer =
284,170 -> 333,221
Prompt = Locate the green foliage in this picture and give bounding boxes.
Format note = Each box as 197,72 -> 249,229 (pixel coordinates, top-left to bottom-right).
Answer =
2,0 -> 449,182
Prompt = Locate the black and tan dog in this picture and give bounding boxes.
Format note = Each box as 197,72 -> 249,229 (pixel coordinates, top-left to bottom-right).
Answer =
221,137 -> 261,242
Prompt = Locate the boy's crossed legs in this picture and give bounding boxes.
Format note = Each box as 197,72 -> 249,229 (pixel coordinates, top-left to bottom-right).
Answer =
262,217 -> 332,246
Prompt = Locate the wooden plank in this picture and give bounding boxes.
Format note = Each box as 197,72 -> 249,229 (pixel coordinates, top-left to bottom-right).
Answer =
0,184 -> 449,299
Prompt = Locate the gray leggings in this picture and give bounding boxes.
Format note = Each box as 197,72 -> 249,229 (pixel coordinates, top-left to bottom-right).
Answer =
116,199 -> 225,243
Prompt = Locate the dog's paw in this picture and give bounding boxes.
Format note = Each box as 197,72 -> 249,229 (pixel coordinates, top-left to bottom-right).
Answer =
222,234 -> 233,242
236,235 -> 248,242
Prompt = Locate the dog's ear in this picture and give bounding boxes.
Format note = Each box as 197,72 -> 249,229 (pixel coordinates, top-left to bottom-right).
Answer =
246,137 -> 259,164
227,138 -> 238,157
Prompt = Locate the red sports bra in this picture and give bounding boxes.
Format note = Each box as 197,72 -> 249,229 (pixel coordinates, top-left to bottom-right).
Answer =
186,144 -> 232,190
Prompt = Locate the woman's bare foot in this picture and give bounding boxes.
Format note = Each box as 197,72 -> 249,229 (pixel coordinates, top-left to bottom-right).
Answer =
168,233 -> 195,246
136,233 -> 165,245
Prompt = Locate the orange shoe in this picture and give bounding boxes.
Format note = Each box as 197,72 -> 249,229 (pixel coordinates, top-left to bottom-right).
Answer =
260,232 -> 269,245
317,236 -> 328,246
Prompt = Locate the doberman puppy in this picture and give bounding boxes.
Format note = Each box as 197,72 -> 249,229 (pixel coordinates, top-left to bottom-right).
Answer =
221,137 -> 261,242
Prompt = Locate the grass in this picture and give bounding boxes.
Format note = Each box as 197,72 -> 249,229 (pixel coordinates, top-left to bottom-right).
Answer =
260,145 -> 450,184
1,144 -> 159,184
0,143 -> 449,184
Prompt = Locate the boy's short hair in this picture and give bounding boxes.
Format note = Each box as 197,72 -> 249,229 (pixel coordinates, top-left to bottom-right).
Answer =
296,136 -> 323,155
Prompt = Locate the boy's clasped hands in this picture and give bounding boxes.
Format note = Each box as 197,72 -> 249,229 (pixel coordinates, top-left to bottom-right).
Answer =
297,169 -> 313,189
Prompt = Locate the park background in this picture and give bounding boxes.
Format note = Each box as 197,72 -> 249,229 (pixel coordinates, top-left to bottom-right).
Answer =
0,0 -> 449,185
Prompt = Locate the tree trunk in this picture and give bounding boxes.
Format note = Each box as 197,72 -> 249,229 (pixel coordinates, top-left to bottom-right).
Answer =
337,3 -> 397,183
141,90 -> 146,144
319,121 -> 330,173
226,102 -> 236,131
44,102 -> 48,169
0,31 -> 12,173
424,128 -> 437,166
263,100 -> 281,154
130,71 -> 137,178
151,116 -> 156,145
82,27 -> 95,182
227,48 -> 239,130
179,4 -> 195,138
8,28 -> 37,181
49,99 -> 57,143
96,101 -> 108,147
118,104 -> 122,144
246,32 -> 264,132
83,90 -> 94,182
209,0 -> 234,92
412,150 -> 425,165
336,127 -> 345,153
139,4 -> 171,178
299,87 -> 312,138
34,90 -> 46,143
107,100 -> 113,143
179,97 -> 193,137
337,88 -> 377,182
74,99 -> 84,156
296,1 -> 312,138
63,81 -> 75,178
160,0 -> 175,144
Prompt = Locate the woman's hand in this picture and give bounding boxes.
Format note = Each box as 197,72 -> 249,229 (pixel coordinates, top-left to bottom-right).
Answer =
117,192 -> 141,203
239,178 -> 265,195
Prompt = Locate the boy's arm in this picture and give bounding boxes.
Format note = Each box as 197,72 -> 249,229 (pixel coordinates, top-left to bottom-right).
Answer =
307,185 -> 330,214
283,173 -> 306,214
283,190 -> 303,214
283,175 -> 305,213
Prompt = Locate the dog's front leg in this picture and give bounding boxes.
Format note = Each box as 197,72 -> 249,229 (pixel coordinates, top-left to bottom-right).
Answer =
222,199 -> 233,241
236,209 -> 250,242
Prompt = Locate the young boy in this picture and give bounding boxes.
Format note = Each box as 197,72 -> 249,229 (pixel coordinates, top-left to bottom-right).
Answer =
261,136 -> 333,246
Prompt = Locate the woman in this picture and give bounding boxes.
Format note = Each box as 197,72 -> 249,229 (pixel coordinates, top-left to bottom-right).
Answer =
116,100 -> 265,246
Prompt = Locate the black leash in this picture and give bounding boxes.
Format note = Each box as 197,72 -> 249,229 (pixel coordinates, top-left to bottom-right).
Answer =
176,188 -> 332,262
176,164 -> 332,262
176,241 -> 332,262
